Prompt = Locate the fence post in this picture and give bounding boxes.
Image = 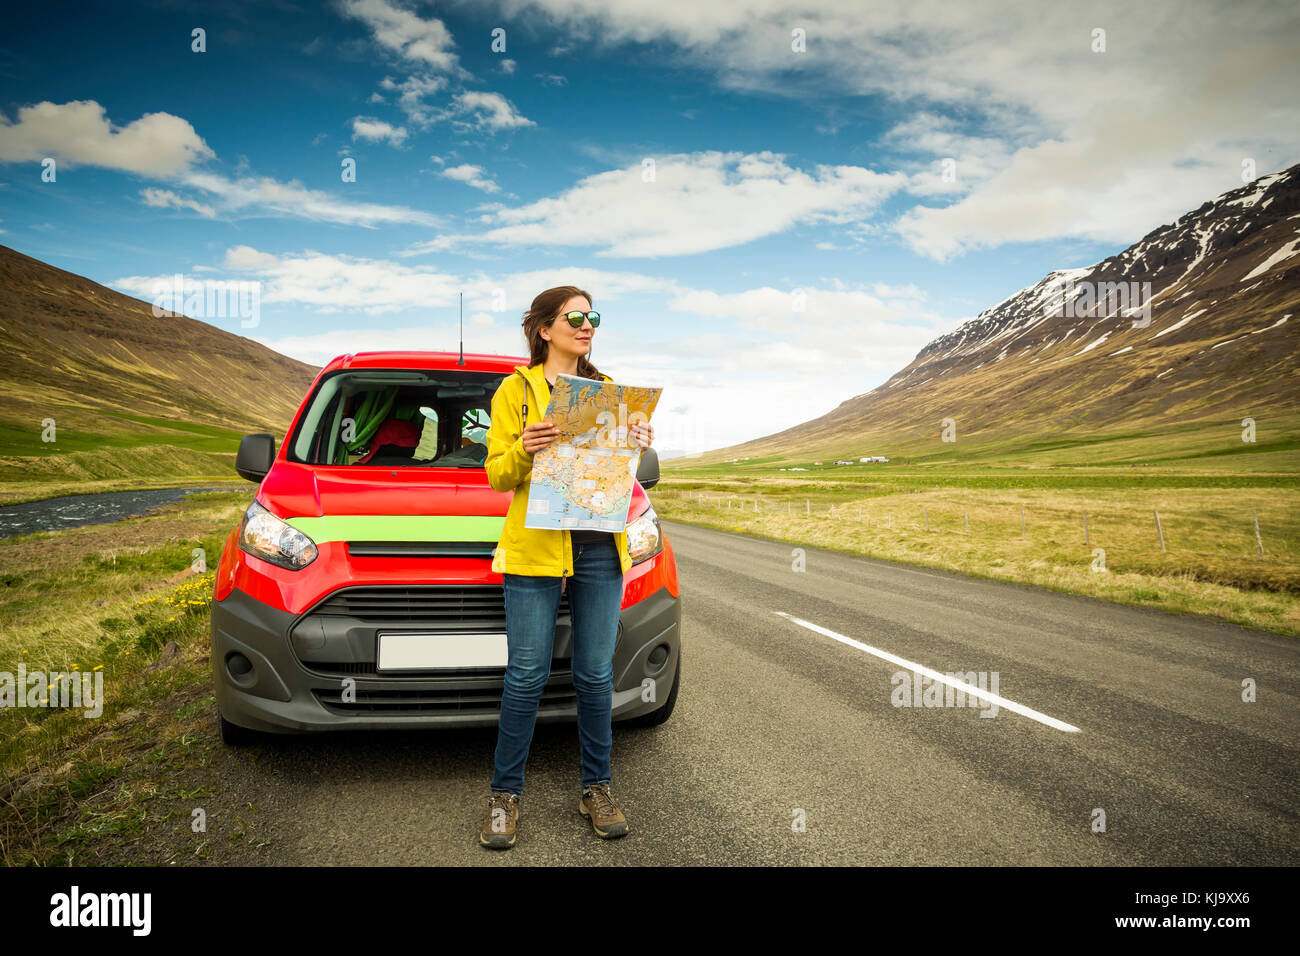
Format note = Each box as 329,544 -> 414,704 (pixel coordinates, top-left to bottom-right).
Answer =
1154,510 -> 1166,552
1254,509 -> 1264,558
964,512 -> 970,535
805,499 -> 810,515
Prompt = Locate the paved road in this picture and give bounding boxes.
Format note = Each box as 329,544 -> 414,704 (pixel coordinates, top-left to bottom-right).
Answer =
187,520 -> 1300,865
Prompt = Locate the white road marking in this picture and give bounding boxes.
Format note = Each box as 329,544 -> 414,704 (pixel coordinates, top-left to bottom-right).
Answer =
774,611 -> 1082,733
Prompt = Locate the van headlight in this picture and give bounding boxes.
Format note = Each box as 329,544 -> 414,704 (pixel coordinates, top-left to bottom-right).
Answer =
239,500 -> 318,570
626,504 -> 663,564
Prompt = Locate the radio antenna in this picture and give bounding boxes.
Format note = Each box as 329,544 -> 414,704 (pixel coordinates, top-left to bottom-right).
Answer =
457,291 -> 465,366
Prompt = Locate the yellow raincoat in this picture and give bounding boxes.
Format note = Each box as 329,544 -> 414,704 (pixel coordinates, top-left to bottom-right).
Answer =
486,362 -> 633,578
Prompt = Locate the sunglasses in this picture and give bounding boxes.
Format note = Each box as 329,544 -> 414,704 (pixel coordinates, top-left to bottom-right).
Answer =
559,310 -> 600,328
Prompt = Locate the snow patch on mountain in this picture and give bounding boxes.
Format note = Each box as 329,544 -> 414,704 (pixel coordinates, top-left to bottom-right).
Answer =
1154,308 -> 1207,338
1241,237 -> 1300,281
1225,170 -> 1287,209
1073,332 -> 1111,356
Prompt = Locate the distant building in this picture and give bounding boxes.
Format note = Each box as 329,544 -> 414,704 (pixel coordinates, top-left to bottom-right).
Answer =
834,459 -> 854,465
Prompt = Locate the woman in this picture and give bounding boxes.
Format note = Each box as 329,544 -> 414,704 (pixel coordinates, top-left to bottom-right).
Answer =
479,285 -> 654,850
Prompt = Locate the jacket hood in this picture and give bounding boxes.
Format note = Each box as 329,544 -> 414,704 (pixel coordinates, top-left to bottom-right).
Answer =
513,362 -> 609,400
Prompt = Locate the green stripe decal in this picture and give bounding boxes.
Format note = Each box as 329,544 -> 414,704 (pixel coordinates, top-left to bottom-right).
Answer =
284,514 -> 505,544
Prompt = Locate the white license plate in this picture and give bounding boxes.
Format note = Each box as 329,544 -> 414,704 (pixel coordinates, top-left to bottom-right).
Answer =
376,632 -> 508,671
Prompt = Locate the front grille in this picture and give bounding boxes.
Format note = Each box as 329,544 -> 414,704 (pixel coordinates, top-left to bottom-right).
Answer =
313,583 -> 569,624
347,541 -> 496,558
312,670 -> 577,715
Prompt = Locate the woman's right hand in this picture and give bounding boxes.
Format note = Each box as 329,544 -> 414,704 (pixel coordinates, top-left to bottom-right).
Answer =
521,421 -> 560,454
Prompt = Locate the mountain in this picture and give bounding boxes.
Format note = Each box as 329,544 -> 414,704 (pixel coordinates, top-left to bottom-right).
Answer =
0,244 -> 320,498
692,163 -> 1300,467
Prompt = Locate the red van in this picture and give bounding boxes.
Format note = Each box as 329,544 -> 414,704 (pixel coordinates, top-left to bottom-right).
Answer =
210,351 -> 681,743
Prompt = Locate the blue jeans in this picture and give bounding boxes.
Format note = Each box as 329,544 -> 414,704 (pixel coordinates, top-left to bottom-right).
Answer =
491,536 -> 624,795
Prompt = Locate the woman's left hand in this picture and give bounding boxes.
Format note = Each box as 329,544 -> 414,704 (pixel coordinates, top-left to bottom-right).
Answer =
630,422 -> 654,448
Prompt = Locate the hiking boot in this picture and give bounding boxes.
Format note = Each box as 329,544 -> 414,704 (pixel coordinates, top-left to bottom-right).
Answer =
579,783 -> 628,839
479,791 -> 519,849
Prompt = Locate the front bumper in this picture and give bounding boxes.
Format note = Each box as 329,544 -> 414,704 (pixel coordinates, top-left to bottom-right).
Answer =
211,579 -> 681,733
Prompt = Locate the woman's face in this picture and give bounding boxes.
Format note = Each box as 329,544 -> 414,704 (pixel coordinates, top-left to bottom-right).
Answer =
541,294 -> 594,359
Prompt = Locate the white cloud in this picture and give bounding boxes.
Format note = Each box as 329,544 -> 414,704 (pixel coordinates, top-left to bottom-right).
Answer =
379,73 -> 451,126
223,245 -> 282,271
0,100 -> 435,228
179,170 -> 439,227
140,187 -> 216,218
405,149 -> 906,257
351,115 -> 409,146
467,0 -> 1300,259
393,89 -> 533,133
896,139 -> 1251,260
440,163 -> 500,193
371,75 -> 531,134
340,2 -> 531,132
0,100 -> 213,176
447,90 -> 534,132
116,249 -> 456,317
882,112 -> 1014,200
338,0 -> 463,73
665,284 -> 949,378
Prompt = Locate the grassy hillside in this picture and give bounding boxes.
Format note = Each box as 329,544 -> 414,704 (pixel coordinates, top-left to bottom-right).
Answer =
0,244 -> 318,502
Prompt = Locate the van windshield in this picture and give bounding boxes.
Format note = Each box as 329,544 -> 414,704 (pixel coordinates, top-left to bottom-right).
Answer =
286,368 -> 507,467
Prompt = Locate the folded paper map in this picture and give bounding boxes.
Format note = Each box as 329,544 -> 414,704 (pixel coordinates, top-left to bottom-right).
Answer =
524,373 -> 663,532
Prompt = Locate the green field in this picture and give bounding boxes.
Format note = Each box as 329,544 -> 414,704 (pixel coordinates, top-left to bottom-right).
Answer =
0,402 -> 256,504
653,458 -> 1300,637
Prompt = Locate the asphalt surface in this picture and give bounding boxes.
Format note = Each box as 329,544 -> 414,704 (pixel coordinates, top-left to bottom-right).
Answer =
195,519 -> 1300,865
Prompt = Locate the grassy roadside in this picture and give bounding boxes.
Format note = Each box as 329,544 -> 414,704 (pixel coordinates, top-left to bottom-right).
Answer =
0,489 -> 256,865
653,469 -> 1300,637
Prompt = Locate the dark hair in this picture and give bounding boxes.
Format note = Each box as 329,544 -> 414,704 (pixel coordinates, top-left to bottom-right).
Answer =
521,285 -> 605,380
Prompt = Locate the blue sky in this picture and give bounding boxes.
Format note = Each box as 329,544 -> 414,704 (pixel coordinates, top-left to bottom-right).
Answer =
2,0 -> 1296,458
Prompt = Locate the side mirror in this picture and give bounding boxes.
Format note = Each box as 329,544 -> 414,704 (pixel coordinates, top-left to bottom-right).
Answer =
635,446 -> 660,490
235,433 -> 277,483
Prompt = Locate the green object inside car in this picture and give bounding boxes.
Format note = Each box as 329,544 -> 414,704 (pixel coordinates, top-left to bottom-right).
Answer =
333,387 -> 397,463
